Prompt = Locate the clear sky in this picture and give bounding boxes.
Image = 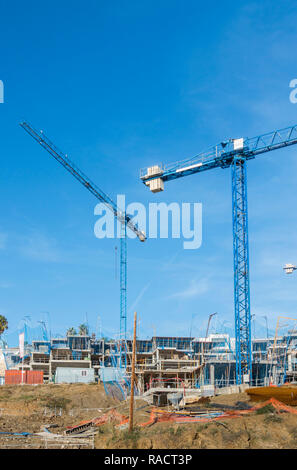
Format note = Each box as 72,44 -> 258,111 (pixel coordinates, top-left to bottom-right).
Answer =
1,0 -> 297,345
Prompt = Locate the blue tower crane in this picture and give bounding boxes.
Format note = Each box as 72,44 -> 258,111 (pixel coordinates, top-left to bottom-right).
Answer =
140,124 -> 297,384
20,121 -> 146,339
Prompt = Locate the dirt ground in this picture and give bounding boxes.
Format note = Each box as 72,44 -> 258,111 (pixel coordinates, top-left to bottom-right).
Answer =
0,382 -> 119,448
1,383 -> 297,449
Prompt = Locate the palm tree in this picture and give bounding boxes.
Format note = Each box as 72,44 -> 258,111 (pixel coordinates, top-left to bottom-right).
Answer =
66,327 -> 77,336
0,315 -> 8,336
78,323 -> 89,335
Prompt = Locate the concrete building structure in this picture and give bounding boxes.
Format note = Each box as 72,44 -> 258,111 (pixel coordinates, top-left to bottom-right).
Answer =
1,330 -> 297,392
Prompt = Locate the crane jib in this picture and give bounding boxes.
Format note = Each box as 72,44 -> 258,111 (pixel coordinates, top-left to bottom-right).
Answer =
140,124 -> 297,185
20,121 -> 146,242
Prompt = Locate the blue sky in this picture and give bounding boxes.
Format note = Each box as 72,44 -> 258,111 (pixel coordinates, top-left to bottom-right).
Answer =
1,0 -> 297,345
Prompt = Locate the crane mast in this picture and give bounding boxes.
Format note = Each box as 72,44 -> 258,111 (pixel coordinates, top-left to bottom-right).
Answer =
20,121 -> 146,339
232,158 -> 251,382
140,124 -> 297,384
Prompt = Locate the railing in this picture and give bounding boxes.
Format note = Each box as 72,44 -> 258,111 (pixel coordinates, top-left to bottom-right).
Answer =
31,357 -> 50,364
51,355 -> 91,361
145,377 -> 195,392
214,378 -> 237,388
157,360 -> 200,371
204,355 -> 235,362
130,360 -> 156,369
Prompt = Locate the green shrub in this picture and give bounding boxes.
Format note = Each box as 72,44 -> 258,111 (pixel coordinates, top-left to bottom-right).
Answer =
264,414 -> 282,424
255,404 -> 275,415
45,396 -> 71,410
122,429 -> 140,440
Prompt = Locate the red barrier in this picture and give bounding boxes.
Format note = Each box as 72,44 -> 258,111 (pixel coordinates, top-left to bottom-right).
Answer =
5,370 -> 43,385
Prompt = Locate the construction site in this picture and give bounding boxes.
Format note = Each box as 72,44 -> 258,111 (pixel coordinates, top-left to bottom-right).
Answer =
0,111 -> 297,450
3,326 -> 297,392
1,0 -> 297,453
1,310 -> 297,448
0,117 -> 296,451
2,346 -> 297,449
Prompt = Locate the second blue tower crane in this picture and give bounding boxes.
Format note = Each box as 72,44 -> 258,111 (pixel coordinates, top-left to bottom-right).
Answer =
140,124 -> 297,385
20,121 -> 146,340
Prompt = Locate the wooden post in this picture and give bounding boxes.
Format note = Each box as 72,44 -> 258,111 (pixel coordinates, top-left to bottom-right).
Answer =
129,312 -> 137,432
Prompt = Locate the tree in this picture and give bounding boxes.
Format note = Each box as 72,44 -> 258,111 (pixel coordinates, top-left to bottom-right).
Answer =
78,323 -> 89,335
0,315 -> 8,336
66,327 -> 77,336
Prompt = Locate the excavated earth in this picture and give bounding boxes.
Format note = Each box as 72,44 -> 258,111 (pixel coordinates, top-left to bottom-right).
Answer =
1,384 -> 297,449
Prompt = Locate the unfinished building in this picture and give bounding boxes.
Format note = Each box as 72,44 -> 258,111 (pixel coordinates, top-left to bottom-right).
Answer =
1,330 -> 297,395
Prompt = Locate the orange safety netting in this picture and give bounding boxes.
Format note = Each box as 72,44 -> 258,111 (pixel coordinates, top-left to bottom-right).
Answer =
67,409 -> 128,432
93,409 -> 128,426
67,397 -> 297,432
136,398 -> 297,426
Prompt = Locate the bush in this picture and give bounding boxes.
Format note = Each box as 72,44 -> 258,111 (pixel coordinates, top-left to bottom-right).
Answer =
122,429 -> 140,440
45,396 -> 71,410
264,414 -> 282,424
255,404 -> 275,415
120,428 -> 141,449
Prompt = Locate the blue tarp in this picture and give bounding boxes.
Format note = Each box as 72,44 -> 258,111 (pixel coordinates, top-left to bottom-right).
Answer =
99,366 -> 125,382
